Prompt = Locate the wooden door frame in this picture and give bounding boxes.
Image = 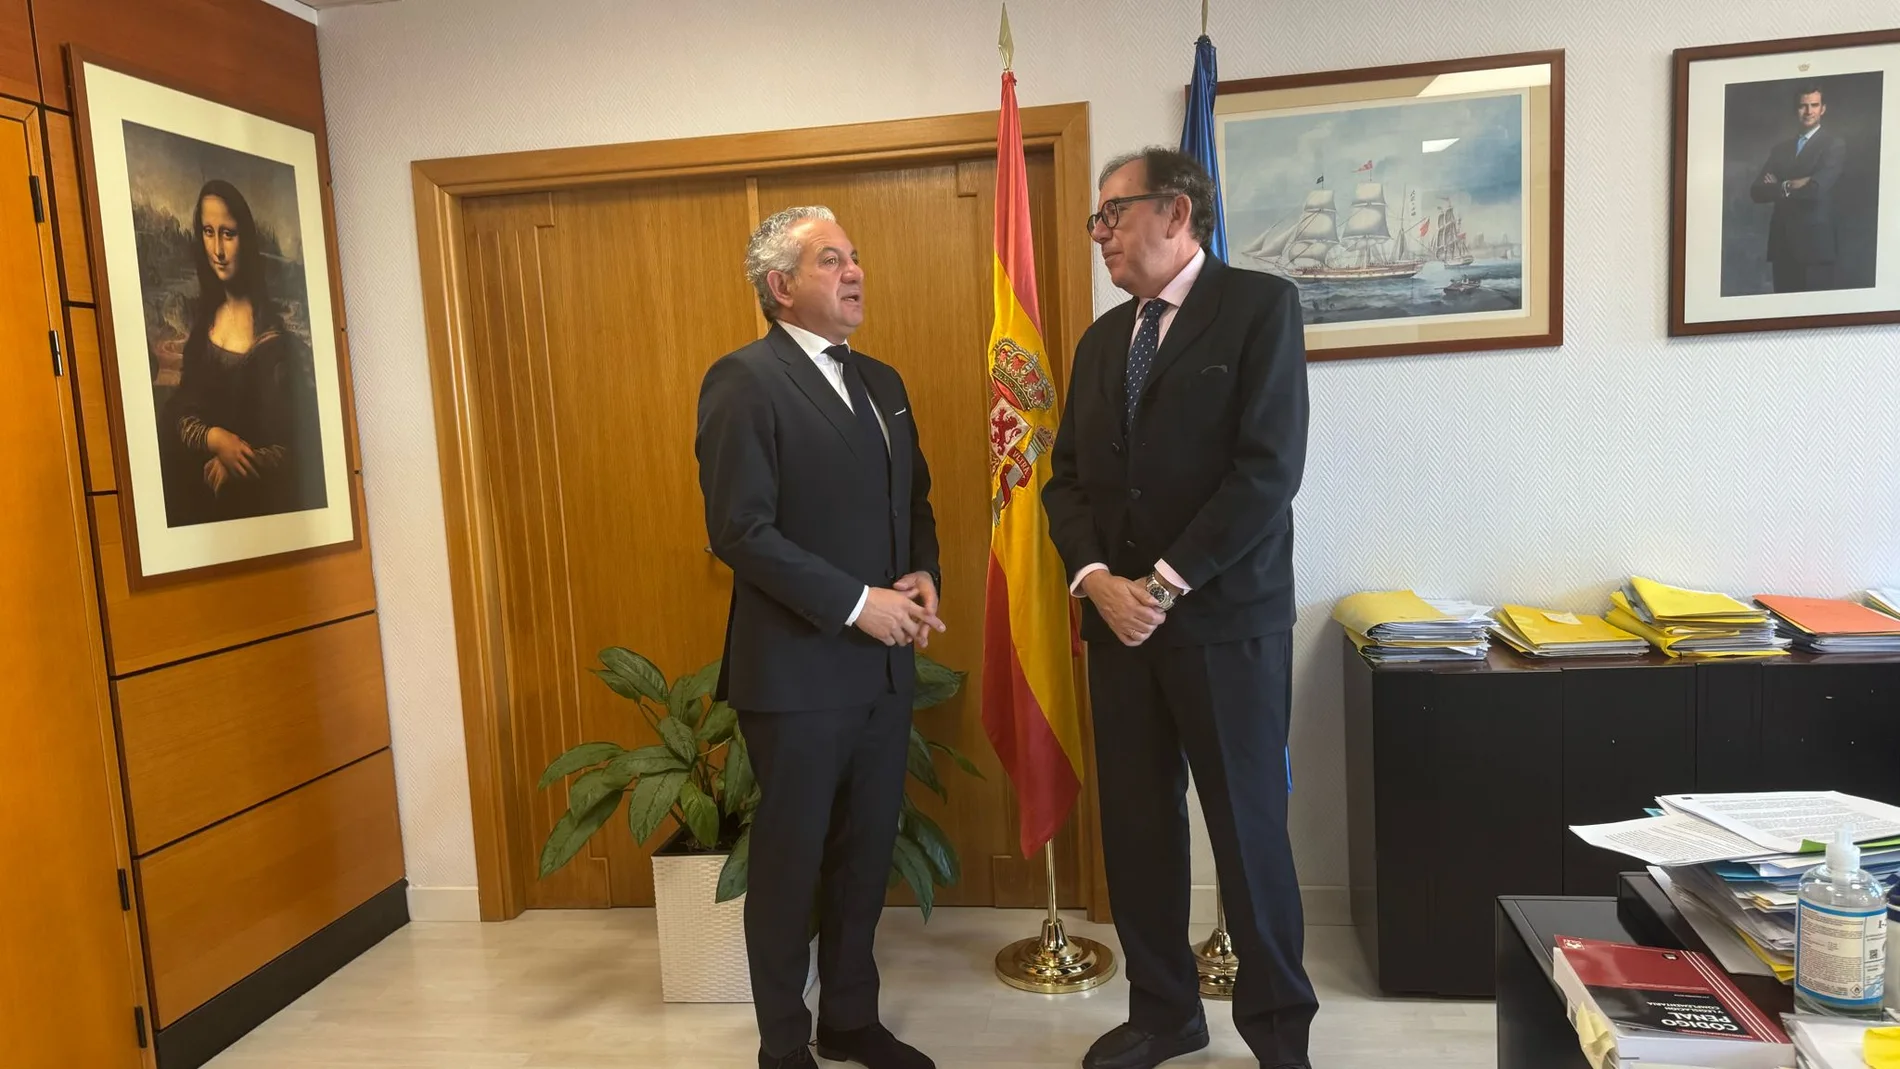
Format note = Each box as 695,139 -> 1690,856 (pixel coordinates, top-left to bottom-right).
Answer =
411,102 -> 1110,922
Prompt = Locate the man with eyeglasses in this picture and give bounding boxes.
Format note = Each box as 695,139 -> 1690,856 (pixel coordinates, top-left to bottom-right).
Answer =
1043,147 -> 1315,1069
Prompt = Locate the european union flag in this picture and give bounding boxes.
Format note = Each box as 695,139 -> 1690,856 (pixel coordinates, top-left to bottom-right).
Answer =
1178,33 -> 1228,262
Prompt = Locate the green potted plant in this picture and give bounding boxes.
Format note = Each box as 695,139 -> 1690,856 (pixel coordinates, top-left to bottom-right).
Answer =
537,646 -> 980,1002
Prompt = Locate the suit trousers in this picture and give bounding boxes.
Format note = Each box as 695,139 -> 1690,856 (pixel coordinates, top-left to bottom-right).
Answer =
1089,630 -> 1318,1066
1773,259 -> 1834,293
739,692 -> 911,1058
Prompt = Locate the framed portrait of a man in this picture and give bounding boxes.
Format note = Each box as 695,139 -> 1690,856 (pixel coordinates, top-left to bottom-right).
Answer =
69,51 -> 356,586
1213,51 -> 1564,361
1672,29 -> 1900,335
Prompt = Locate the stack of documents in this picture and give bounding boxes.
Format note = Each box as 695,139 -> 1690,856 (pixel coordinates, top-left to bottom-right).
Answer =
1332,590 -> 1493,665
1864,588 -> 1900,620
1605,576 -> 1789,658
1785,1016 -> 1900,1069
1571,792 -> 1900,984
1490,604 -> 1649,658
1754,593 -> 1900,654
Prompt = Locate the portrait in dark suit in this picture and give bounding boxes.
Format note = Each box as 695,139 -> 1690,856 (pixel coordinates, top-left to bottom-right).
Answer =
696,206 -> 942,1069
1043,148 -> 1316,1069
1723,75 -> 1883,295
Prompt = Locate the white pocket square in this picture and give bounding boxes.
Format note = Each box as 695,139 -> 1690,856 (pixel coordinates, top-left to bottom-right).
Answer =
893,408 -> 908,415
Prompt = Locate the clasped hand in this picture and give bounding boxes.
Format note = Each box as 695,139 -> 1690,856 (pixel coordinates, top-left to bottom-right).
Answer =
854,572 -> 946,648
1081,571 -> 1166,646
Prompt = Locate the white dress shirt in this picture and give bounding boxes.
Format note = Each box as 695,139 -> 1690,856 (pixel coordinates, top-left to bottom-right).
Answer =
1069,246 -> 1207,599
776,320 -> 890,625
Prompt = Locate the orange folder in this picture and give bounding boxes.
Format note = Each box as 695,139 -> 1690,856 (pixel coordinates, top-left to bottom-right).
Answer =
1753,594 -> 1900,636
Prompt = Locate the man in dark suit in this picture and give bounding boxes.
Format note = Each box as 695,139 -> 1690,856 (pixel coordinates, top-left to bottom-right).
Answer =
1749,84 -> 1846,292
1043,148 -> 1315,1069
697,206 -> 943,1069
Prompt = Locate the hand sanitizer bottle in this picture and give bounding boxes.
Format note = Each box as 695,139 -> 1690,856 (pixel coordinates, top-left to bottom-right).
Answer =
1794,826 -> 1887,1019
1886,878 -> 1899,1016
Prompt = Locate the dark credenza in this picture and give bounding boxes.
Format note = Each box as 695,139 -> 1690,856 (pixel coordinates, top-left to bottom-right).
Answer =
1344,636 -> 1900,997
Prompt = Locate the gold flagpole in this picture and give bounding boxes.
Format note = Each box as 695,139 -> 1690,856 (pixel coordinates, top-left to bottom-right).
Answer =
988,0 -> 1110,993
1192,878 -> 1239,998
995,841 -> 1115,992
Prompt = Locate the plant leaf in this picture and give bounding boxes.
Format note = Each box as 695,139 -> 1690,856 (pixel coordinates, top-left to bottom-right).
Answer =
536,741 -> 626,791
715,827 -> 751,902
592,666 -> 646,702
608,744 -> 686,778
906,728 -> 946,801
911,652 -> 966,710
667,662 -> 719,727
537,787 -> 624,877
927,740 -> 986,780
626,770 -> 688,845
568,761 -> 636,815
690,659 -> 722,705
722,732 -> 755,816
890,833 -> 937,920
698,701 -> 737,743
677,780 -> 720,851
902,801 -> 959,885
656,715 -> 699,767
599,647 -> 668,704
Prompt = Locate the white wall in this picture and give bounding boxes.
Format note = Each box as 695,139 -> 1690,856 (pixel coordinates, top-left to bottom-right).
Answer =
317,0 -> 1900,917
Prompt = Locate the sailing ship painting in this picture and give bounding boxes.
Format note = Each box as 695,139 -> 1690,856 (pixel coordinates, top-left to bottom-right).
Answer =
1220,90 -> 1529,326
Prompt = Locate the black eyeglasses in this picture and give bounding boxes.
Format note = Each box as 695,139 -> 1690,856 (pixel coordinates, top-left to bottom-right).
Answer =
1085,192 -> 1181,235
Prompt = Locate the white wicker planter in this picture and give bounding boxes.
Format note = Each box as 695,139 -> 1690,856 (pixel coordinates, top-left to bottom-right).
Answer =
650,845 -> 815,1003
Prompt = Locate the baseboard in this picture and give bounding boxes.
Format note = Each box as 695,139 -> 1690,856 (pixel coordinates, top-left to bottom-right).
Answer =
1190,884 -> 1351,927
155,878 -> 409,1069
406,884 -> 482,921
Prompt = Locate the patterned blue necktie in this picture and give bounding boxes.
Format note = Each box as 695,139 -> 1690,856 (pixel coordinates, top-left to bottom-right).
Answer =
1124,298 -> 1170,430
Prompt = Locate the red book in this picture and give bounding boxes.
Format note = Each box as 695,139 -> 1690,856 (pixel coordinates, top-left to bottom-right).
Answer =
1552,936 -> 1792,1069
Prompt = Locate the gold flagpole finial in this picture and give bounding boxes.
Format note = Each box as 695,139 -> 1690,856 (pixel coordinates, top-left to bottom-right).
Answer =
999,3 -> 1014,71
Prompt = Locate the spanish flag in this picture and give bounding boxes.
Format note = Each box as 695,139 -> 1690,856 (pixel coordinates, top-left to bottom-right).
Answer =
981,69 -> 1082,857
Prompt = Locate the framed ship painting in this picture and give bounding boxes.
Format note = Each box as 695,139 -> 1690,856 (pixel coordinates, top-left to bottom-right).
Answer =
69,50 -> 357,587
1670,29 -> 1900,336
1214,51 -> 1564,361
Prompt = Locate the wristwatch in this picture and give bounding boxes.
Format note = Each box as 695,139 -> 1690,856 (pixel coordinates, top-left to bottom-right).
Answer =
1143,572 -> 1178,612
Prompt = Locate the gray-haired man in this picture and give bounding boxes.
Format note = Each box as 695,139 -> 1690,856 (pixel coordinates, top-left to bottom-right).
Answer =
696,206 -> 942,1069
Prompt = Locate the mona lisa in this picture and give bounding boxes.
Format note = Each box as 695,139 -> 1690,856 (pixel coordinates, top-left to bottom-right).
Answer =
158,180 -> 327,526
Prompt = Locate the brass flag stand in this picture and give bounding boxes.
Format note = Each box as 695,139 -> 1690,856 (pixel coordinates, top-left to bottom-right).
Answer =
1192,882 -> 1239,998
994,843 -> 1116,993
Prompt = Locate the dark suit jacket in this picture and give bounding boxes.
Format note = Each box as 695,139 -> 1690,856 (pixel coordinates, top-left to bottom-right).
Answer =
1043,255 -> 1309,647
696,324 -> 939,712
1749,128 -> 1845,265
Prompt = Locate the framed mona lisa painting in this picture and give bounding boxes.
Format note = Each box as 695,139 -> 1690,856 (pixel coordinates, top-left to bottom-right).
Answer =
69,51 -> 356,586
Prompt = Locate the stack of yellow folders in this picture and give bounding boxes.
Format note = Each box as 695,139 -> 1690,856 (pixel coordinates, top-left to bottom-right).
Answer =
1490,604 -> 1649,658
1605,576 -> 1788,658
1333,590 -> 1493,665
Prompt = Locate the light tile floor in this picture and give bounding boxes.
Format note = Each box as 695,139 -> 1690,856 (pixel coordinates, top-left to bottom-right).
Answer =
204,909 -> 1494,1068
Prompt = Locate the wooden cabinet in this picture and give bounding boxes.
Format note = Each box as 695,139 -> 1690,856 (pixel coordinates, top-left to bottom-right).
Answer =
1345,637 -> 1900,997
0,98 -> 148,1069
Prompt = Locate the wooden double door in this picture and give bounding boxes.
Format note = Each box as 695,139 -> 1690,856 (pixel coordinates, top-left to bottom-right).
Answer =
458,143 -> 1095,910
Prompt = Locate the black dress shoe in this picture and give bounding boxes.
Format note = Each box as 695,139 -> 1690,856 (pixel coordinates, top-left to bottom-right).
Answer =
759,1045 -> 817,1069
1082,1020 -> 1211,1069
813,1021 -> 935,1069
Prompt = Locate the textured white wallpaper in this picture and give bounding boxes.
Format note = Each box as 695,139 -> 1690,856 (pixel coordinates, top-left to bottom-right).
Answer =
317,0 -> 1900,900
